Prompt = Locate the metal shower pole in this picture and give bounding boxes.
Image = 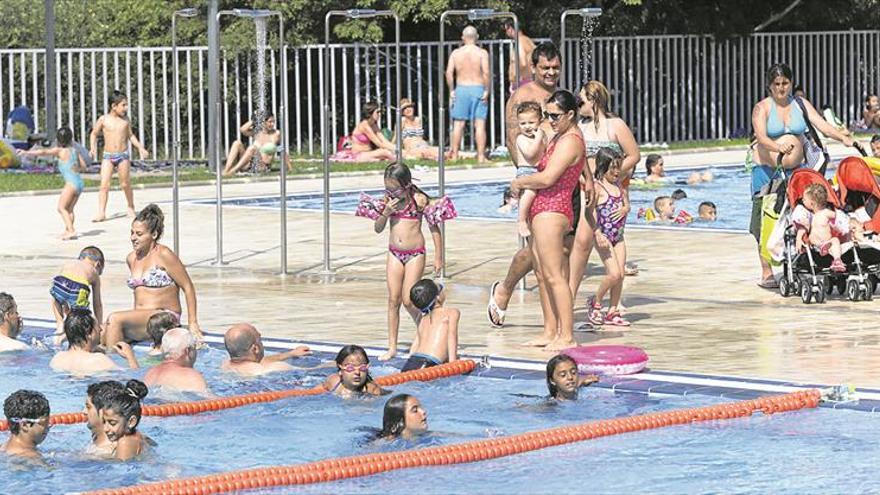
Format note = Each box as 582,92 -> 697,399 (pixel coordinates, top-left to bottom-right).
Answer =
171,8 -> 199,255
322,9 -> 402,275
560,8 -> 603,90
213,9 -> 287,273
438,8 -> 519,279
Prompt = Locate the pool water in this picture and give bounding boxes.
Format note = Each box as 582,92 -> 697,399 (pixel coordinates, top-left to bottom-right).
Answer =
210,166 -> 754,232
2,329 -> 879,493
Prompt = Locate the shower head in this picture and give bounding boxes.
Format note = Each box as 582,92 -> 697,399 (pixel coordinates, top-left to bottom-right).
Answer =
580,7 -> 603,17
467,8 -> 496,20
346,9 -> 380,19
232,9 -> 274,19
175,8 -> 199,18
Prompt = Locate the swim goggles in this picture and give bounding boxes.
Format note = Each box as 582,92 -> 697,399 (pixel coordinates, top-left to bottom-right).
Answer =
341,364 -> 369,373
418,283 -> 444,315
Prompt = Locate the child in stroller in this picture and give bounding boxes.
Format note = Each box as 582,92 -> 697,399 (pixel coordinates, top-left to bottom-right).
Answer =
796,183 -> 849,273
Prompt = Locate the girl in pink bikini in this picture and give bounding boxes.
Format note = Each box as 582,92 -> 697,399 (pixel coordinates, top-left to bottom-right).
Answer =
356,163 -> 456,360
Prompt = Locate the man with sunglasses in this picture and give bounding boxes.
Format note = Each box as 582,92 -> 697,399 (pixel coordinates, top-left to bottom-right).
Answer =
222,323 -> 312,377
489,42 -> 587,328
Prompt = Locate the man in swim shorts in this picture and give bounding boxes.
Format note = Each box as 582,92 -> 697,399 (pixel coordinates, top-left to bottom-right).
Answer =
503,20 -> 535,93
221,323 -> 311,377
446,25 -> 490,163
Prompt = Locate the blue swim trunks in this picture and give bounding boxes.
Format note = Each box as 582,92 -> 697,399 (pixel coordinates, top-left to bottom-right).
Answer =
516,166 -> 538,178
50,275 -> 91,310
103,151 -> 130,166
451,85 -> 488,121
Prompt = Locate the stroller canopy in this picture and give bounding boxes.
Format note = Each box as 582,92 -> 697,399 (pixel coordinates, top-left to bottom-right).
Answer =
786,168 -> 841,209
836,156 -> 880,232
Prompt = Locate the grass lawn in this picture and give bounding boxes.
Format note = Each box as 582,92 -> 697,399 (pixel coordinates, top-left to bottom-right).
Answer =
0,157 -> 494,193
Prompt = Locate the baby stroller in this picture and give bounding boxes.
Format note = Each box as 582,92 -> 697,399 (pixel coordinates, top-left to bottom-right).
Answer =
777,168 -> 855,303
835,156 -> 880,299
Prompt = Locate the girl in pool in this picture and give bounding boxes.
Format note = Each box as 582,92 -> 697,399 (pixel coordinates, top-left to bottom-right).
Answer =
322,345 -> 388,398
377,394 -> 428,440
84,381 -> 124,457
17,126 -> 86,240
99,379 -> 150,461
587,148 -> 631,327
546,354 -> 599,401
103,204 -> 202,347
355,162 -> 457,360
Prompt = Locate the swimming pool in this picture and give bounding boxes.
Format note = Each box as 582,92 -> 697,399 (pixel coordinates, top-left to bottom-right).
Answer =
203,165 -> 753,232
4,322 -> 880,494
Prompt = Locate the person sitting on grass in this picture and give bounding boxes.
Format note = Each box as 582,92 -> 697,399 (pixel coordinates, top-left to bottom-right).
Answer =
221,323 -> 312,377
50,309 -> 139,375
2,390 -> 50,461
223,112 -> 290,175
402,280 -> 459,372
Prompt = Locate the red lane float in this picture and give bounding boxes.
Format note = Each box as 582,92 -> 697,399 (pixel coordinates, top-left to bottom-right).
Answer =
0,360 -> 476,431
83,390 -> 821,495
563,345 -> 649,375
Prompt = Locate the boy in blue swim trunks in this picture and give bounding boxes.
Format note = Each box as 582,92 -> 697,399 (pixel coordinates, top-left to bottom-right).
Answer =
446,25 -> 490,163
50,246 -> 104,346
402,280 -> 459,372
89,90 -> 149,222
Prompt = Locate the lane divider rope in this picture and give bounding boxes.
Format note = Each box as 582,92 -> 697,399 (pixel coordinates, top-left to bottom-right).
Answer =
81,389 -> 821,495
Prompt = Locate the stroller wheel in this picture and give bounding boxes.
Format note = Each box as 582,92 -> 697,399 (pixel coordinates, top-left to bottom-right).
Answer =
779,278 -> 791,297
800,282 -> 813,304
836,278 -> 847,295
846,279 -> 861,302
863,284 -> 874,302
824,277 -> 834,295
815,281 -> 827,303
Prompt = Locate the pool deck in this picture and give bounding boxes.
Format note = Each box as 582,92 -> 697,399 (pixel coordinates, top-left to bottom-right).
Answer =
3,144 -> 880,388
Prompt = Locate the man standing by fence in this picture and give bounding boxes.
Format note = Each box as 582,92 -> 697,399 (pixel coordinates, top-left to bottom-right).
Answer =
503,20 -> 535,93
446,25 -> 490,163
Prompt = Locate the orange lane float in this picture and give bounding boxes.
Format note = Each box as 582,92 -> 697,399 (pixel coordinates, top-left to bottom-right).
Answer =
83,389 -> 820,495
0,359 -> 476,432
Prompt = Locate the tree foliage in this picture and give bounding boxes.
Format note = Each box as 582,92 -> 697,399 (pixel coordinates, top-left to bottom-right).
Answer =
0,0 -> 878,49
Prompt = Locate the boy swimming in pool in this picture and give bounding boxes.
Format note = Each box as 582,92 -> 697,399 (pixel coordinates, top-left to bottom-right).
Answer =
402,279 -> 460,371
49,246 -> 104,346
90,90 -> 149,222
698,201 -> 717,221
2,390 -> 50,461
223,112 -> 289,175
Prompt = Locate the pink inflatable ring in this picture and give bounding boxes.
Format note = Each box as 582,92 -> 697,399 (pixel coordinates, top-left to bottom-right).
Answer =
562,345 -> 649,375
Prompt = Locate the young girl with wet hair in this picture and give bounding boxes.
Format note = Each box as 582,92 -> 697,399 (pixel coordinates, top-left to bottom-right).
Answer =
322,345 -> 388,398
587,148 -> 630,327
84,380 -> 124,456
356,162 -> 457,360
378,394 -> 428,440
18,126 -> 87,239
545,354 -> 598,401
99,379 -> 149,461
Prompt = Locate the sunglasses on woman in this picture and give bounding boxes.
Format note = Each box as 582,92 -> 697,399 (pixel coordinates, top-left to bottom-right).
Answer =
543,111 -> 566,122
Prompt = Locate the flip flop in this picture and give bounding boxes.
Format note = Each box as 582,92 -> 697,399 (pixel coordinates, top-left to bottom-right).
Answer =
624,262 -> 639,276
757,276 -> 779,289
487,281 -> 506,328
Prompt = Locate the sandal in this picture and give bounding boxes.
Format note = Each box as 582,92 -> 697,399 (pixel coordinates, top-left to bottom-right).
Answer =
604,310 -> 631,327
624,262 -> 639,276
830,258 -> 847,273
587,296 -> 604,326
757,276 -> 779,289
487,281 -> 506,328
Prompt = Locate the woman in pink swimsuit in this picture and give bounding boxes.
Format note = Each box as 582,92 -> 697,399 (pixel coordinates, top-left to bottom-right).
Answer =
510,90 -> 585,351
342,102 -> 396,162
